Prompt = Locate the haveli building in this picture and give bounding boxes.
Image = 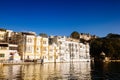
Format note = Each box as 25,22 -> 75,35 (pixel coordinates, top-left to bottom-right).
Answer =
0,28 -> 90,63
79,33 -> 98,41
0,29 -> 20,62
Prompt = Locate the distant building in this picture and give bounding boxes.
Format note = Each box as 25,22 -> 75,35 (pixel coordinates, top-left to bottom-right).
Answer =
79,33 -> 97,41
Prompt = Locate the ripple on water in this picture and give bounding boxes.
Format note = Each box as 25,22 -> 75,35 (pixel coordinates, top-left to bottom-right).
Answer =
1,62 -> 120,80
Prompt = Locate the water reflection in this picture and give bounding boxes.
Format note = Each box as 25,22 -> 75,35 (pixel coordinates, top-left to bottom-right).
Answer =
91,62 -> 120,80
0,62 -> 91,80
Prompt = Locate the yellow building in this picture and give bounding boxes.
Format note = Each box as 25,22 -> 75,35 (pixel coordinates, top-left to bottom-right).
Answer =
40,37 -> 49,62
20,32 -> 49,62
34,36 -> 41,60
34,36 -> 49,62
20,32 -> 36,61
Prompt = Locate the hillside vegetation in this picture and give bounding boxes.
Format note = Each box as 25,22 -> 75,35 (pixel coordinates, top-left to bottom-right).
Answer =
90,33 -> 120,60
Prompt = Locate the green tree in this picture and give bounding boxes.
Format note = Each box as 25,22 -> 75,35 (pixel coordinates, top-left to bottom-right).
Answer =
101,39 -> 114,57
90,38 -> 102,57
90,33 -> 120,60
39,33 -> 48,38
70,31 -> 79,39
106,33 -> 120,38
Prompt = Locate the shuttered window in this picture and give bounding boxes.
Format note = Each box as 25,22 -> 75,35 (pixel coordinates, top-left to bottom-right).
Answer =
0,54 -> 5,57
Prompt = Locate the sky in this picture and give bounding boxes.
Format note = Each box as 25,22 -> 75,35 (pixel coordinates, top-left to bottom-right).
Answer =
0,0 -> 120,37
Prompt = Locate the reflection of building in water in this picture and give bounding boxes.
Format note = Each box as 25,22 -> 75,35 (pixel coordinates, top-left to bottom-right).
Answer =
69,61 -> 77,79
2,65 -> 21,80
0,62 -> 91,80
21,64 -> 61,80
68,62 -> 90,79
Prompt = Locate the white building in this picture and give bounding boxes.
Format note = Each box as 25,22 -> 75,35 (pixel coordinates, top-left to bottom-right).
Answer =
0,43 -> 21,62
0,29 -> 21,62
9,44 -> 20,61
49,36 -> 90,62
48,43 -> 60,62
0,43 -> 9,61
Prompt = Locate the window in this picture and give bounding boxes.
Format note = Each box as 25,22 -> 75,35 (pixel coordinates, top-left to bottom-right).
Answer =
0,47 -> 7,50
43,47 -> 47,51
37,47 -> 39,50
72,44 -> 74,47
27,38 -> 33,43
69,44 -> 71,47
50,49 -> 53,52
43,41 -> 46,44
26,46 -> 32,52
37,40 -> 40,44
75,44 -> 77,48
59,42 -> 62,44
72,48 -> 74,51
49,56 -> 53,59
0,54 -> 5,57
80,45 -> 82,48
0,34 -> 4,38
30,39 -> 32,42
9,47 -> 17,50
76,49 -> 78,52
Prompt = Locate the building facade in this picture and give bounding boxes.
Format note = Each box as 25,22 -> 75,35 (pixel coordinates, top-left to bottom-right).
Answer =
0,29 -> 21,62
79,33 -> 97,41
48,43 -> 60,62
49,36 -> 90,62
18,32 -> 49,62
0,28 -> 91,63
0,43 -> 9,61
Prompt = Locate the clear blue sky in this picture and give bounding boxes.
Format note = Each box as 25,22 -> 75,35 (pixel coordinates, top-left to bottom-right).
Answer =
0,0 -> 120,37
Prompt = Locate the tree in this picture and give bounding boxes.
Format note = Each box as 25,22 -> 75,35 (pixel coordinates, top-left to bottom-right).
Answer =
90,33 -> 120,60
70,31 -> 79,39
90,38 -> 102,57
39,33 -> 48,38
80,38 -> 86,43
101,39 -> 114,57
106,33 -> 120,38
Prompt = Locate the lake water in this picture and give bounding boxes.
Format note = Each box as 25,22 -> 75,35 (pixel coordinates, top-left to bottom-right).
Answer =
0,62 -> 120,80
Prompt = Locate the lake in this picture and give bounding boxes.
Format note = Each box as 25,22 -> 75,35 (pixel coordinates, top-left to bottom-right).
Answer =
0,61 -> 120,80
